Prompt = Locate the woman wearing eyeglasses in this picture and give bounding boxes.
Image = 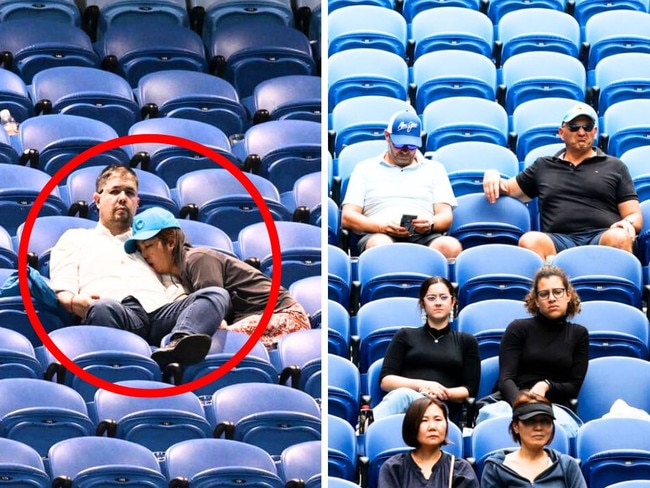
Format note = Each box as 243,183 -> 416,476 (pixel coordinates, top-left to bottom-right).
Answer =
372,276 -> 480,426
481,392 -> 587,488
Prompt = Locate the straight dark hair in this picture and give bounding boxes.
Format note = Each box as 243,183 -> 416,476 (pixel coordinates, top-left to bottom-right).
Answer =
402,397 -> 450,448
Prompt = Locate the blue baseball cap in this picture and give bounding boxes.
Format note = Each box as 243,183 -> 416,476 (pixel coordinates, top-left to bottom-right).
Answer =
124,207 -> 179,254
561,103 -> 598,125
386,110 -> 422,147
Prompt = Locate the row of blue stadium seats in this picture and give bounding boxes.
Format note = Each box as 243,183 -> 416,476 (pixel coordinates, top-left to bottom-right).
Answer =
1,67 -> 321,137
0,16 -> 319,96
329,6 -> 650,69
329,406 -> 650,488
327,95 -> 650,159
328,242 -> 648,314
328,0 -> 650,28
0,421 -> 320,486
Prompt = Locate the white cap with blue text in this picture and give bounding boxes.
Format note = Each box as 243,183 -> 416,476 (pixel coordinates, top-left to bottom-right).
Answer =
386,110 -> 422,146
561,103 -> 598,125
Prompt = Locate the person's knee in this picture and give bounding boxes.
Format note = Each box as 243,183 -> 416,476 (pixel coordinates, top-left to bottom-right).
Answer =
519,231 -> 556,259
85,298 -> 122,320
365,234 -> 394,249
429,236 -> 462,259
599,228 -> 634,251
195,286 -> 232,312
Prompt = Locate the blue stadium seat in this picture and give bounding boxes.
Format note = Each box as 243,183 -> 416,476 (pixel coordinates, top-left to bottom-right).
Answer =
411,7 -> 493,60
233,119 -> 321,193
166,329 -> 278,398
95,23 -> 207,87
602,98 -> 650,157
250,74 -> 321,123
237,221 -> 321,288
448,194 -> 531,249
433,142 -> 519,197
0,68 -> 34,123
136,69 -> 247,137
189,0 -> 293,44
328,354 -> 360,425
456,299 -> 528,360
572,300 -> 650,359
65,166 -> 179,222
327,5 -> 407,57
48,437 -> 167,488
165,438 -> 285,488
328,48 -> 409,112
357,243 -> 449,305
618,145 -> 650,202
0,164 -> 68,235
0,19 -> 99,83
413,50 -> 497,114
0,437 -> 50,487
0,326 -> 44,379
454,244 -> 544,310
606,481 -> 650,488
553,246 -> 643,308
289,275 -> 322,326
277,328 -> 321,398
83,0 -> 189,40
177,219 -> 235,257
290,171 -> 322,227
356,296 -> 422,373
330,96 -> 415,155
522,142 -> 565,169
279,440 -> 321,488
127,117 -> 239,188
328,414 -> 358,481
0,0 -> 79,25
208,18 -> 315,99
176,168 -> 291,242
41,325 -> 162,403
487,0 -> 567,27
422,97 -> 509,151
328,0 -> 395,14
576,356 -> 650,422
210,382 -> 321,458
333,139 -> 387,204
584,10 -> 650,71
328,198 -> 341,247
576,417 -> 650,488
592,53 -> 650,114
365,357 -> 385,406
330,477 -> 364,488
0,378 -> 94,458
500,52 -> 586,114
496,8 -> 580,65
92,380 -> 213,454
0,225 -> 17,269
573,0 -> 650,30
16,114 -> 127,180
30,66 -> 140,136
328,299 -> 351,358
477,355 -> 500,400
15,216 -> 96,277
402,0 -> 480,24
511,97 -> 587,161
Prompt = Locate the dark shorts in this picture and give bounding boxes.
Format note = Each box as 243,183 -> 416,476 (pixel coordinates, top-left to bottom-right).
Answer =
547,229 -> 606,253
357,231 -> 443,253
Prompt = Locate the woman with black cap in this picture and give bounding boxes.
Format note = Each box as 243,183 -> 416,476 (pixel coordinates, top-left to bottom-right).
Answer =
481,392 -> 586,488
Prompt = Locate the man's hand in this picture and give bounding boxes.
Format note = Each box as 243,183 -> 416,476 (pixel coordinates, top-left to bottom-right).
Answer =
411,217 -> 432,234
483,169 -> 502,204
382,222 -> 410,237
611,219 -> 636,238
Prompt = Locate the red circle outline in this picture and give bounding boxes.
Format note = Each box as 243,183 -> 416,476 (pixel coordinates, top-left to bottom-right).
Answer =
17,133 -> 282,397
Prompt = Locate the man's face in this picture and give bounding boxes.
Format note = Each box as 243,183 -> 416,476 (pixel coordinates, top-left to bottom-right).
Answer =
385,131 -> 418,167
559,115 -> 597,153
93,172 -> 139,230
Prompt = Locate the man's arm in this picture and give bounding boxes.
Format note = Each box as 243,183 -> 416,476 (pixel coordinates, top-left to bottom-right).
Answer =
613,199 -> 643,236
340,203 -> 409,237
483,169 -> 529,203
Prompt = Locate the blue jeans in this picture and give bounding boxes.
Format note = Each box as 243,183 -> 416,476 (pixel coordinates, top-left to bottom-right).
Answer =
85,286 -> 231,346
373,388 -> 426,420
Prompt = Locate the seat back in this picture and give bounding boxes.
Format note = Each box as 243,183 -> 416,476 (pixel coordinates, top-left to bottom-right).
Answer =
328,245 -> 352,311
252,74 -> 321,122
0,225 -> 17,269
0,326 -> 44,379
279,440 -> 321,487
0,437 -> 50,487
593,53 -> 650,114
402,0 -> 480,23
487,0 -> 566,26
328,414 -> 358,481
328,355 -> 360,426
177,219 -> 235,257
328,299 -> 351,358
602,98 -> 650,157
574,0 -> 649,27
278,329 -> 322,398
289,275 -> 322,326
0,68 -> 33,123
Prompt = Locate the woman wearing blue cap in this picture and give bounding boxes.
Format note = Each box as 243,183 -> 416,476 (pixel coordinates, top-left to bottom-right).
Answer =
481,392 -> 586,488
123,207 -> 311,349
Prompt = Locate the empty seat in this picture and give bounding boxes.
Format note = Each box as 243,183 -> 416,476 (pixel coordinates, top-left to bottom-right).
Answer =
251,74 -> 321,123
289,275 -> 322,326
0,326 -> 44,379
602,98 -> 650,157
328,414 -> 358,481
328,244 -> 352,312
279,440 -> 321,488
290,171 -> 323,227
95,23 -> 207,87
208,18 -> 315,98
0,225 -> 17,269
0,18 -> 99,83
487,0 -> 567,26
402,0 -> 481,23
328,0 -> 395,13
0,0 -> 79,25
30,66 -> 140,136
328,354 -> 360,426
411,7 -> 493,60
592,53 -> 650,114
136,69 -> 247,137
0,437 -> 50,487
277,328 -> 321,398
574,0 -> 650,29
0,68 -> 33,123
328,300 -> 351,358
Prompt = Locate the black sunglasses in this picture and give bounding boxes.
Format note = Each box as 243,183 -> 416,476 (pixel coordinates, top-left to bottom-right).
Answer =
566,122 -> 595,132
392,143 -> 418,150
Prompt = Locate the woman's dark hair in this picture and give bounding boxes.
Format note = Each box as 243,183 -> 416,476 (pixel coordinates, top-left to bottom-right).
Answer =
524,265 -> 581,316
508,391 -> 556,444
418,276 -> 456,311
155,227 -> 187,269
402,397 -> 449,448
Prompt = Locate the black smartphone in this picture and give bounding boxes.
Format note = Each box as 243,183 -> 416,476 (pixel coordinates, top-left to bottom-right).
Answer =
400,214 -> 417,234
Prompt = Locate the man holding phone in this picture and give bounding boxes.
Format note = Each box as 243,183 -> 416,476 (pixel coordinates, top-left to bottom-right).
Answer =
341,110 -> 462,259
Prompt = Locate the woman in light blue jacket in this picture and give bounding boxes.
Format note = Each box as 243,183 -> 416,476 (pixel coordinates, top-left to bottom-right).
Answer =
481,392 -> 586,488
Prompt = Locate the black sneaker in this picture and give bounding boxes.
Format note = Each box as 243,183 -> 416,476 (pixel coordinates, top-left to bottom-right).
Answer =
151,333 -> 212,369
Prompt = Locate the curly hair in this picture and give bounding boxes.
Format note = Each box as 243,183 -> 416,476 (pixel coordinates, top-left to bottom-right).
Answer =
524,265 -> 581,317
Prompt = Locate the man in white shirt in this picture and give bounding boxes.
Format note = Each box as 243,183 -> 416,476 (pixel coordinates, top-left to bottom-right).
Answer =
341,110 -> 462,259
49,164 -> 231,368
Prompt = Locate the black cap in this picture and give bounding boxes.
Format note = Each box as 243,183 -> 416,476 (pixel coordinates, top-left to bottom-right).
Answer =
512,402 -> 555,421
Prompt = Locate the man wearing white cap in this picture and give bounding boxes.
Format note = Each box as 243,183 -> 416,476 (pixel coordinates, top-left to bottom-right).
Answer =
483,103 -> 641,262
341,110 -> 462,259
